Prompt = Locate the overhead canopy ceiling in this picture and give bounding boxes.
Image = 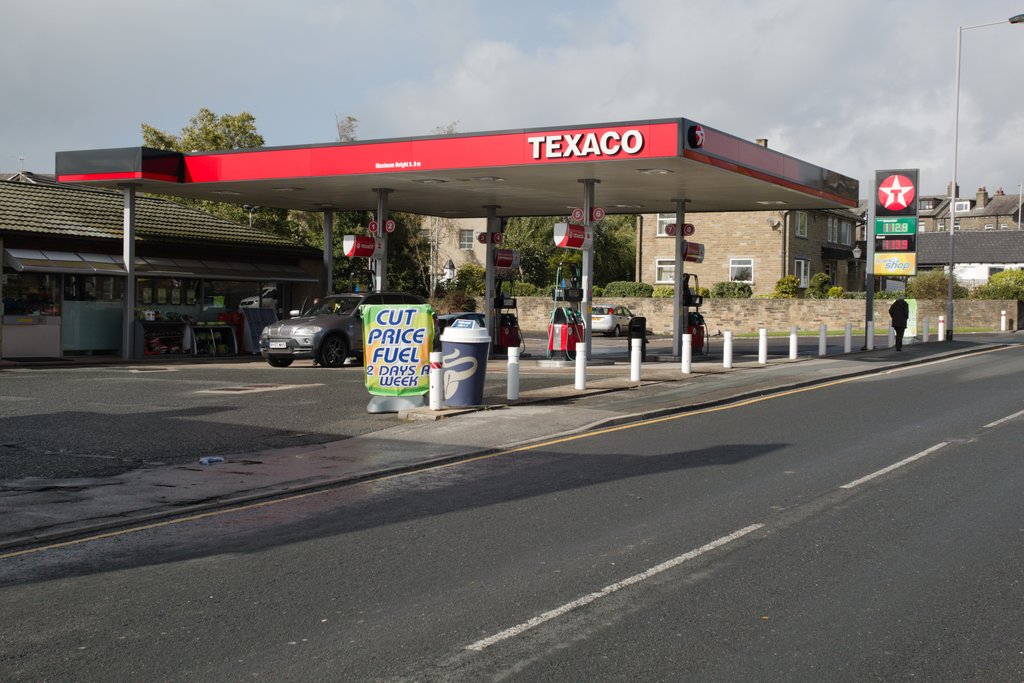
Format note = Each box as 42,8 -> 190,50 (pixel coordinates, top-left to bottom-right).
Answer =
55,118 -> 859,218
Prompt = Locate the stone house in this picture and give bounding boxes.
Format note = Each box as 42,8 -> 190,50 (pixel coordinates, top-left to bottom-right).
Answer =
918,186 -> 1022,233
635,208 -> 864,297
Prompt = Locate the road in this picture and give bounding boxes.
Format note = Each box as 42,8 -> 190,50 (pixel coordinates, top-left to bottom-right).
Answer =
2,345 -> 1022,680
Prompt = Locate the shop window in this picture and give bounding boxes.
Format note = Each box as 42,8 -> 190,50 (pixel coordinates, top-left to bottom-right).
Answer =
2,272 -> 61,316
459,229 -> 474,250
203,280 -> 258,313
65,275 -> 122,302
654,258 -> 675,284
137,278 -> 196,307
729,258 -> 753,283
794,212 -> 808,238
795,259 -> 810,288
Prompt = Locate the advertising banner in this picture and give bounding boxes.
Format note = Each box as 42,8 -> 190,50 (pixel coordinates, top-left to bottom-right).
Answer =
874,252 -> 917,277
361,304 -> 434,397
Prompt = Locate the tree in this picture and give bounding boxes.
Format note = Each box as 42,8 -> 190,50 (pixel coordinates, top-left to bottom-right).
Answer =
141,108 -> 291,237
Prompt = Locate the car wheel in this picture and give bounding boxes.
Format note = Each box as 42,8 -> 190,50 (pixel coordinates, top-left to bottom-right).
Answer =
611,324 -> 621,337
318,335 -> 349,368
267,357 -> 294,368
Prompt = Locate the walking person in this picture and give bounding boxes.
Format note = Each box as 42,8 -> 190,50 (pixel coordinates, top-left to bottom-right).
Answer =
889,295 -> 909,351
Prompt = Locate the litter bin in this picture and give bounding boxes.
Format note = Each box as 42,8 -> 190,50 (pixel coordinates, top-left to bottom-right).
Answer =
627,316 -> 648,361
440,321 -> 491,407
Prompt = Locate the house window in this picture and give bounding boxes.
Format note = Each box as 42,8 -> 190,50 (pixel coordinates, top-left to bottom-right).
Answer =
840,221 -> 852,245
827,217 -> 838,243
655,258 -> 675,283
985,224 -> 995,230
824,263 -> 837,285
794,212 -> 808,238
458,229 -> 474,250
954,200 -> 971,213
656,213 -> 675,237
920,199 -> 934,210
989,267 -> 1004,277
795,258 -> 810,288
729,258 -> 753,283
1000,224 -> 1009,230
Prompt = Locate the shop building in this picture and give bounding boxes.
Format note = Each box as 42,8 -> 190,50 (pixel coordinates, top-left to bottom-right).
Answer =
0,174 -> 322,360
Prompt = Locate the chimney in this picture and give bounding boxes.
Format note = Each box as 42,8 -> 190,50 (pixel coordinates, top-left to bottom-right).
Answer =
947,181 -> 960,199
755,138 -> 768,147
995,187 -> 1005,196
976,187 -> 989,208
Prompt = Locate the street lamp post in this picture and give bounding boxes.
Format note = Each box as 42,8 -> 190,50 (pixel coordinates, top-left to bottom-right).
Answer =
949,13 -> 1024,339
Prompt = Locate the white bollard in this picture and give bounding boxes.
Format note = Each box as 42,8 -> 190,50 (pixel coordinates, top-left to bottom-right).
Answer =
888,326 -> 896,349
630,337 -> 642,382
789,326 -> 799,360
922,318 -> 930,343
758,328 -> 768,365
844,323 -> 852,353
1001,309 -> 1007,332
938,316 -> 946,341
723,331 -> 734,369
682,333 -> 692,374
866,321 -> 875,350
429,351 -> 444,410
575,348 -> 586,390
819,324 -> 827,356
507,346 -> 520,401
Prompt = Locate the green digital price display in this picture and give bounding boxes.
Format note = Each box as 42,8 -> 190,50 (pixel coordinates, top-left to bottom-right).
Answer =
874,217 -> 917,236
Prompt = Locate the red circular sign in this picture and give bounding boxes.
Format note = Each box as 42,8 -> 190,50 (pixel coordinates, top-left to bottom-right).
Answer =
368,219 -> 378,234
477,232 -> 487,244
571,207 -> 585,222
877,175 -> 916,212
682,223 -> 695,236
664,223 -> 676,236
590,207 -> 605,222
384,219 -> 396,233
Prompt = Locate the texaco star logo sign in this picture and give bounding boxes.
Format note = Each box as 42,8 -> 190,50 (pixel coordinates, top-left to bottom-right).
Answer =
877,174 -> 916,211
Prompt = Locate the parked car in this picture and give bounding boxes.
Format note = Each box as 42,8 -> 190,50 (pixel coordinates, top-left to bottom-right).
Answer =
436,311 -> 486,334
590,305 -> 634,336
259,291 -> 426,368
240,286 -> 278,309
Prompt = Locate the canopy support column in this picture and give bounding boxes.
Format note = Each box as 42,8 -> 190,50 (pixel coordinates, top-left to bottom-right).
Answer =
580,179 -> 599,361
483,205 -> 501,344
672,198 -> 689,358
121,184 -> 137,360
322,209 -> 334,293
372,188 -> 392,292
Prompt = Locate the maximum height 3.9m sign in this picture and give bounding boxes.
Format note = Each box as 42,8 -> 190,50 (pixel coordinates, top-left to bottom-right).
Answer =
874,168 -> 920,277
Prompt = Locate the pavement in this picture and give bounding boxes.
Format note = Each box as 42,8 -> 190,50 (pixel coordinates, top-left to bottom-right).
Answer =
0,333 -> 1016,554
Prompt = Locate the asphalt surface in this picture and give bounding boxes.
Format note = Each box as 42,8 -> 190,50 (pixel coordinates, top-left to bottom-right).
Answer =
0,331 -> 1017,552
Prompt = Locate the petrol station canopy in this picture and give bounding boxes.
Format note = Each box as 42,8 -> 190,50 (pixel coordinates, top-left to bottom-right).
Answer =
55,118 -> 858,216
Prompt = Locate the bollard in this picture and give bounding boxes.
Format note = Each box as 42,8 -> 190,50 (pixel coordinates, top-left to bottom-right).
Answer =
1001,310 -> 1007,332
819,324 -> 827,356
575,348 -> 586,390
429,351 -> 444,410
888,326 -> 896,349
758,328 -> 768,365
630,337 -> 642,382
682,333 -> 692,374
844,322 -> 852,353
922,317 -> 930,343
723,331 -> 734,369
866,321 -> 875,350
938,316 -> 946,341
789,326 -> 798,360
507,346 -> 520,401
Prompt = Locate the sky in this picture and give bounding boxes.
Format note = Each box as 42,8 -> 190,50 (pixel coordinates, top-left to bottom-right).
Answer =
3,0 -> 1023,199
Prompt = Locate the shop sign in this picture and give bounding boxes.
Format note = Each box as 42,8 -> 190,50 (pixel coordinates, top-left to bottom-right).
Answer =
527,129 -> 644,160
361,305 -> 434,397
874,252 -> 917,276
493,249 -> 520,269
683,241 -> 704,263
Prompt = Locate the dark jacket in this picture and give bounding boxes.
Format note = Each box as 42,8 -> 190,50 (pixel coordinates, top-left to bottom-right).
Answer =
889,298 -> 909,328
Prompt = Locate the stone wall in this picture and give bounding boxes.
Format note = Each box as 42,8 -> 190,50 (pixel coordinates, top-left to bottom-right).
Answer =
509,296 -> 1022,334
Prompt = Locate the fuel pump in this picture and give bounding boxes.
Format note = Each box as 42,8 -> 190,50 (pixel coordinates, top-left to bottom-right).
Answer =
682,273 -> 709,356
547,261 -> 585,360
493,278 -> 524,355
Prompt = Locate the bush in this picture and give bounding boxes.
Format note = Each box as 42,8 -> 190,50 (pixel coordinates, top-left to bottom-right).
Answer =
827,286 -> 846,299
430,291 -> 477,313
652,285 -> 674,298
592,286 -> 604,298
603,281 -> 654,297
772,275 -> 800,298
513,282 -> 542,297
806,272 -> 832,299
975,269 -> 1024,300
710,281 -> 753,299
453,263 -> 485,295
906,270 -> 969,299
